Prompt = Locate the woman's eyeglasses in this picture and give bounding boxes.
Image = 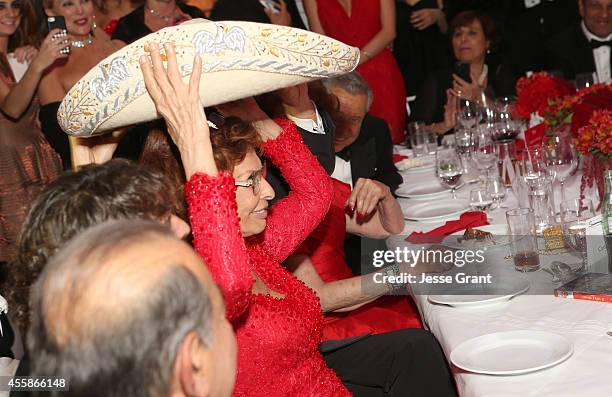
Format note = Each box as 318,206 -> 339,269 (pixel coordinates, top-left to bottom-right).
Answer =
235,162 -> 267,195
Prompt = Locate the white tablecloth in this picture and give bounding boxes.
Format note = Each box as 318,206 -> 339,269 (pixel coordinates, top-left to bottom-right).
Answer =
387,150 -> 612,397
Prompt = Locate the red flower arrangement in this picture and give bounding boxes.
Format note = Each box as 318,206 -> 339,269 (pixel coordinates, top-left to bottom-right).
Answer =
515,72 -> 575,120
516,73 -> 612,204
576,109 -> 612,200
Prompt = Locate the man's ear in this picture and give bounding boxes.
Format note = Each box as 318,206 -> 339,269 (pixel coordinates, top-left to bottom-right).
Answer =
177,331 -> 211,397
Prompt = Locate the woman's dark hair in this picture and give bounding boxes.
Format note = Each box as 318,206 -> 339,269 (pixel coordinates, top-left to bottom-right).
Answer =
208,116 -> 262,172
449,10 -> 500,52
9,0 -> 41,50
139,129 -> 187,220
5,159 -> 175,337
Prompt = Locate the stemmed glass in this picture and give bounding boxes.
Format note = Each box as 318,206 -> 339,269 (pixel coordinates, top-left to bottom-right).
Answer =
436,147 -> 463,199
493,97 -> 522,142
486,176 -> 507,209
473,127 -> 497,180
542,134 -> 578,204
560,198 -> 595,272
457,98 -> 481,130
469,188 -> 493,211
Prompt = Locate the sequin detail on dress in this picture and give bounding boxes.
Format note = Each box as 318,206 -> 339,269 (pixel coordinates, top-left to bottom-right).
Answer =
185,121 -> 349,396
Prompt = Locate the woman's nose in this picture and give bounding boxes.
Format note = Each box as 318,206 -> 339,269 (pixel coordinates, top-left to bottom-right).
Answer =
259,178 -> 275,201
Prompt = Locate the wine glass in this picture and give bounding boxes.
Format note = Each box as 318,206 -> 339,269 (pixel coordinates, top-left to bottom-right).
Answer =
473,128 -> 497,180
469,188 -> 493,212
493,97 -> 522,142
457,98 -> 481,130
486,176 -> 507,209
542,135 -> 578,204
560,198 -> 595,272
436,147 -> 463,199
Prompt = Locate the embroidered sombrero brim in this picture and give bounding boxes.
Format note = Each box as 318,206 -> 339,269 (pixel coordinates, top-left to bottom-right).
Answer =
58,19 -> 360,137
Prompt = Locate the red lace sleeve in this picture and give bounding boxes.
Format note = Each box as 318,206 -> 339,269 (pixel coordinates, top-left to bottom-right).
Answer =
255,119 -> 333,262
185,171 -> 253,322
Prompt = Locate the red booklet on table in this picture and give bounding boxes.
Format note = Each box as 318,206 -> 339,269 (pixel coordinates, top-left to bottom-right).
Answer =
554,273 -> 612,303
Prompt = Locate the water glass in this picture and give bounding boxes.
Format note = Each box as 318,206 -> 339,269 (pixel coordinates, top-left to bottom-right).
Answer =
436,147 -> 463,199
506,208 -> 541,272
527,176 -> 556,234
469,188 -> 493,212
560,198 -> 595,272
408,122 -> 428,157
425,130 -> 438,154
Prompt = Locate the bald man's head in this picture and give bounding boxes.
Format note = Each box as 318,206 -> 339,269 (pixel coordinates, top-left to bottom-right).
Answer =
28,220 -> 236,397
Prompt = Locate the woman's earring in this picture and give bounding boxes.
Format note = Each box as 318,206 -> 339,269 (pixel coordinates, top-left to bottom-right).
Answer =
486,48 -> 491,55
92,15 -> 97,31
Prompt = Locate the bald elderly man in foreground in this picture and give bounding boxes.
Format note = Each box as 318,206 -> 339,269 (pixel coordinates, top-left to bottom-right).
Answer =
26,220 -> 237,397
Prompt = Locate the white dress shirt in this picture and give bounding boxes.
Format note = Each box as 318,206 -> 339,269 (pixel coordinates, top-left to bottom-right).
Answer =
582,21 -> 612,84
286,102 -> 325,134
331,156 -> 353,188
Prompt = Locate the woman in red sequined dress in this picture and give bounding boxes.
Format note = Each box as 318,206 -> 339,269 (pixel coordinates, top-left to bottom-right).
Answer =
304,0 -> 407,144
140,43 -> 350,396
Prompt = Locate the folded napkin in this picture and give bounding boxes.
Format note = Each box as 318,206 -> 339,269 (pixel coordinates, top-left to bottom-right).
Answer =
393,153 -> 409,163
405,211 -> 489,244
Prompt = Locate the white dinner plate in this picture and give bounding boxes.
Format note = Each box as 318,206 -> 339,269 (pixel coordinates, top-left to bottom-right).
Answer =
441,224 -> 511,251
450,330 -> 573,375
428,276 -> 530,307
395,180 -> 464,200
401,199 -> 469,222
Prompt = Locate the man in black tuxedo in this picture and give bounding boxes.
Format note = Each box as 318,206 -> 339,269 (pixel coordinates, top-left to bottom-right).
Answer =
545,0 -> 612,83
210,0 -> 307,30
323,72 -> 402,275
324,73 -> 402,194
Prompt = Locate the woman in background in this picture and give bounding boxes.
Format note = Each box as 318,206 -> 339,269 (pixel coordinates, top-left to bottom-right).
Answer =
38,0 -> 119,168
111,0 -> 203,45
0,0 -> 64,263
93,0 -> 138,37
412,10 -> 505,136
304,0 -> 407,144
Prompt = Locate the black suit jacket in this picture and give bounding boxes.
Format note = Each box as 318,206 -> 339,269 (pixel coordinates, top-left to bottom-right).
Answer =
344,115 -> 402,193
265,108 -> 336,203
111,4 -> 205,44
342,115 -> 402,276
210,0 -> 307,30
545,22 -> 606,80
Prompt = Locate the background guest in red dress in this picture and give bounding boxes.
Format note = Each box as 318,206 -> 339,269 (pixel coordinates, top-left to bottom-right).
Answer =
304,0 -> 408,144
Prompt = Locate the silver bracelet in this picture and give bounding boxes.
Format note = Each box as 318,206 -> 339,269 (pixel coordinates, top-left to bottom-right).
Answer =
383,263 -> 405,293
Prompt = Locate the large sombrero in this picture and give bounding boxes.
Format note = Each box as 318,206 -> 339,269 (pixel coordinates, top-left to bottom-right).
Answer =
58,19 -> 360,137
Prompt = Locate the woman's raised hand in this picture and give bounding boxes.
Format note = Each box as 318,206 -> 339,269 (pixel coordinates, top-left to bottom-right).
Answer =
140,42 -> 217,178
30,29 -> 70,73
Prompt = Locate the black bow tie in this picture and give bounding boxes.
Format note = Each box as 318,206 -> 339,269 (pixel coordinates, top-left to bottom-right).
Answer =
589,39 -> 612,49
336,147 -> 351,162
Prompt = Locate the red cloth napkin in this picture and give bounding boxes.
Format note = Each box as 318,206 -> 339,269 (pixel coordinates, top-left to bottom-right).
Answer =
524,123 -> 546,149
393,154 -> 408,163
405,211 -> 489,244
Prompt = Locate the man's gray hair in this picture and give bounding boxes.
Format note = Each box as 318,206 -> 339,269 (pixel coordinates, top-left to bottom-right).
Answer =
322,71 -> 373,110
28,219 -> 214,397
